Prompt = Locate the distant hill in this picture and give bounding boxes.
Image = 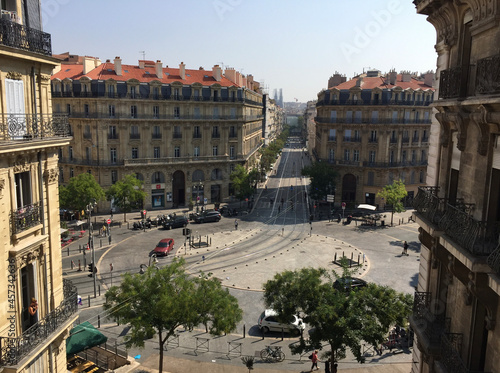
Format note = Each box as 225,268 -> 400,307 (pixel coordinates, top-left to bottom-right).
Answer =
284,102 -> 306,115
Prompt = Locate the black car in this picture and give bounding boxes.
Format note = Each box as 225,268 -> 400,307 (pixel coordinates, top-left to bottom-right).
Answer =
333,277 -> 368,292
163,216 -> 189,230
193,211 -> 221,223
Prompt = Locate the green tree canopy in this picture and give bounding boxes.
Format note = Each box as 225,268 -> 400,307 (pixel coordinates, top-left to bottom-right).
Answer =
230,165 -> 258,201
377,179 -> 408,226
301,162 -> 338,201
104,258 -> 242,373
105,174 -> 146,221
263,265 -> 412,371
59,173 -> 105,213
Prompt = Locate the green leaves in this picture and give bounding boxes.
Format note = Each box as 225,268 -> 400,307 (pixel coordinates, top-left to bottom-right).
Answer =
301,162 -> 338,201
377,179 -> 408,225
106,174 -> 146,216
59,173 -> 105,212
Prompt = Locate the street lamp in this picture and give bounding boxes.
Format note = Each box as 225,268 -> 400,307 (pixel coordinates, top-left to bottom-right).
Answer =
139,253 -> 158,274
86,198 -> 97,298
196,180 -> 203,213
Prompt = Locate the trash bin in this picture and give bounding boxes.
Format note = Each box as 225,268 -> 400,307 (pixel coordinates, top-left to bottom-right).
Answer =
381,220 -> 385,226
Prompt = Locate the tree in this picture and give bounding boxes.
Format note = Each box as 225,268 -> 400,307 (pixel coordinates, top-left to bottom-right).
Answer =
301,162 -> 338,201
262,264 -> 412,372
59,173 -> 105,215
103,258 -> 242,373
377,179 -> 408,226
106,174 -> 146,222
230,165 -> 257,202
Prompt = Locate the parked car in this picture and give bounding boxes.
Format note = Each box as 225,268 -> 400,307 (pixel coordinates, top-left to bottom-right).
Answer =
163,216 -> 188,230
153,238 -> 174,256
193,211 -> 221,223
258,309 -> 305,334
333,277 -> 368,292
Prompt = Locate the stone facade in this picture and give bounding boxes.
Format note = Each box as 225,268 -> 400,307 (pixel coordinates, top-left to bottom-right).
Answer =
262,94 -> 285,145
51,56 -> 265,211
411,1 -> 500,372
0,2 -> 77,372
315,70 -> 434,207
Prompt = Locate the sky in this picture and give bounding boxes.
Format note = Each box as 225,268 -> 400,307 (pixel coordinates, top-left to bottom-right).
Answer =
42,0 -> 437,103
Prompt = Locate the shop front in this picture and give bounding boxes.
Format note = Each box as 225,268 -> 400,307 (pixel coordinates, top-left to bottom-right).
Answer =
151,183 -> 165,208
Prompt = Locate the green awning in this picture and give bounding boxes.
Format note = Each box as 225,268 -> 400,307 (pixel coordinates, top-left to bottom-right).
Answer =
66,321 -> 108,355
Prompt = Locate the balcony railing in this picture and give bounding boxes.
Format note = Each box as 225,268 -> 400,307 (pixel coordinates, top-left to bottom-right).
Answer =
413,187 -> 499,256
411,292 -> 450,347
124,154 -> 246,165
439,66 -> 463,99
152,133 -> 162,139
63,112 -> 253,121
1,114 -> 70,142
314,116 -> 431,125
0,18 -> 52,55
129,133 -> 140,140
193,133 -> 202,139
173,133 -> 182,139
476,53 -> 500,95
440,333 -> 467,373
10,203 -> 42,235
487,245 -> 500,275
0,279 -> 77,366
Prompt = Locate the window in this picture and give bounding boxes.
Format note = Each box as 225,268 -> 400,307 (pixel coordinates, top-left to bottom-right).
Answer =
69,146 -> 73,160
412,150 -> 417,162
153,172 -> 162,183
153,105 -> 159,119
330,111 -> 337,123
328,129 -> 336,141
345,110 -> 353,123
86,147 -> 91,161
371,111 -> 378,124
15,171 -> 32,208
174,106 -> 180,119
58,148 -> 63,160
70,168 -> 74,178
344,149 -> 350,161
109,125 -> 117,139
130,125 -> 140,139
404,111 -> 410,124
402,150 -> 407,163
354,111 -> 362,124
193,126 -> 201,138
152,86 -> 159,99
212,126 -> 220,138
132,148 -> 138,159
329,149 -> 335,163
367,172 -> 374,186
353,150 -> 359,162
230,107 -> 236,119
84,124 -> 91,139
108,85 -> 115,97
392,111 -> 398,123
174,88 -> 180,100
111,170 -> 117,184
229,146 -> 235,159
229,126 -> 236,138
194,107 -> 200,119
370,130 -> 377,142
194,146 -> 200,157
391,130 -> 397,142
67,104 -> 71,115
110,148 -> 117,164
130,105 -> 137,118
84,104 -> 89,117
174,146 -> 180,157
173,126 -> 181,138
152,125 -> 161,139
421,150 -> 426,163
390,150 -> 395,164
369,150 -> 376,163
154,147 -> 160,158
130,86 -> 137,99
354,130 -> 360,141
213,107 -> 219,119
420,171 -> 424,183
108,105 -> 115,118
344,129 -> 351,141
212,146 -> 218,156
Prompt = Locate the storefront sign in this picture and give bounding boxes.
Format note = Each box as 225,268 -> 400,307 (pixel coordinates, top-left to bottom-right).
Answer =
152,183 -> 165,190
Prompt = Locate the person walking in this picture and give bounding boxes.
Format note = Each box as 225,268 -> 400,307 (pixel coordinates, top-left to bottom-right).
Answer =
402,241 -> 409,256
234,219 -> 238,230
310,350 -> 320,371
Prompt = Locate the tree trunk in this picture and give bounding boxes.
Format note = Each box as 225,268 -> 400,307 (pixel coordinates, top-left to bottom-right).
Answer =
124,212 -> 127,223
390,210 -> 394,226
158,330 -> 164,373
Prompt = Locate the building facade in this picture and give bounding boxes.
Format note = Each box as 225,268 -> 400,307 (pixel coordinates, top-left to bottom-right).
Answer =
0,1 -> 77,372
314,70 -> 434,207
262,94 -> 285,145
51,55 -> 264,210
411,1 -> 500,372
303,100 -> 317,155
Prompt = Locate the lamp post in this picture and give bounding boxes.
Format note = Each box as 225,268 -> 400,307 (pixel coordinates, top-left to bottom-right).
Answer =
86,199 -> 97,298
196,180 -> 203,213
139,253 -> 158,274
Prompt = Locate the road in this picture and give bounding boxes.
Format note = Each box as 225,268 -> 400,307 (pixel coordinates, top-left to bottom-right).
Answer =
62,136 -> 420,371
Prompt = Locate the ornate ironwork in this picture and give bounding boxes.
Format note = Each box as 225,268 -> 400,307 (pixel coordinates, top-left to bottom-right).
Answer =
487,244 -> 500,275
476,54 -> 500,95
10,203 -> 42,235
413,187 -> 446,224
0,279 -> 77,366
412,292 -> 449,344
439,67 -> 463,99
0,18 -> 52,55
0,114 -> 70,142
440,333 -> 467,373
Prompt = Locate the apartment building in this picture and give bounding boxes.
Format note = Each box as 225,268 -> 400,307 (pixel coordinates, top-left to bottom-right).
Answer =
52,55 -> 264,210
411,1 -> 500,372
303,100 -> 317,154
262,94 -> 285,145
315,70 -> 434,207
0,1 -> 77,372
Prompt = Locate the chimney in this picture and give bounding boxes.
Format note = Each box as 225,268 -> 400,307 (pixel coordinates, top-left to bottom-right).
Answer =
83,56 -> 94,75
94,58 -> 102,68
328,73 -> 345,88
389,70 -> 397,85
355,77 -> 363,87
402,71 -> 411,82
139,60 -> 145,69
114,56 -> 122,76
224,68 -> 236,83
179,62 -> 185,80
424,72 -> 434,87
212,64 -> 222,81
155,60 -> 163,78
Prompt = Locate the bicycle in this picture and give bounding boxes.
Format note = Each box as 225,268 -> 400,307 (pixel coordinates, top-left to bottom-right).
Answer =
260,345 -> 285,362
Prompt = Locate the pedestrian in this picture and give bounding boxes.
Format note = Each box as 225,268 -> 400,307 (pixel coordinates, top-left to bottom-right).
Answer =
402,241 -> 409,256
333,362 -> 338,373
234,219 -> 238,230
310,350 -> 320,371
325,358 -> 331,373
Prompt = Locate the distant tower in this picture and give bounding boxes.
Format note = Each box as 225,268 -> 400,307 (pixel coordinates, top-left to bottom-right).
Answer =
278,89 -> 283,108
273,89 -> 278,103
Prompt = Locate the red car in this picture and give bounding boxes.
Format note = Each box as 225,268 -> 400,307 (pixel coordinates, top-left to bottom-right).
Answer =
153,238 -> 174,256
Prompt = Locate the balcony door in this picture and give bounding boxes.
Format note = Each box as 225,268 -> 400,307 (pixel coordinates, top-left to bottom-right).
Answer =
21,264 -> 38,332
5,78 -> 27,139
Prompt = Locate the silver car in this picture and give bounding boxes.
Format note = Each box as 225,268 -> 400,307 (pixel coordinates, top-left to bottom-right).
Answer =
258,309 -> 305,334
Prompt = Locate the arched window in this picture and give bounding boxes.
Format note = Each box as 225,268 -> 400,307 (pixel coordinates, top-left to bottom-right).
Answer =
192,169 -> 205,182
151,172 -> 165,184
211,169 -> 223,180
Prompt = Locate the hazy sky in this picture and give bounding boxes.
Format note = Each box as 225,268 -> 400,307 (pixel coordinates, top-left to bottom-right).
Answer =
43,0 -> 437,102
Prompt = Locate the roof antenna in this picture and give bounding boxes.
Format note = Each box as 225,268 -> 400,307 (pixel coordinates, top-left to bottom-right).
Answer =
139,51 -> 146,60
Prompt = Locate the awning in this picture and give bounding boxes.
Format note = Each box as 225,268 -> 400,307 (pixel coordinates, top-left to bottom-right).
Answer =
66,321 -> 108,355
357,204 -> 377,211
75,220 -> 86,226
60,228 -> 68,235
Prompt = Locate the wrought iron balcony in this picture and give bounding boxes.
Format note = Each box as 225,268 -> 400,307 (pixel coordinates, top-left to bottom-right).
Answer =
173,133 -> 182,139
10,203 -> 42,235
1,114 -> 70,142
439,66 -> 464,99
193,133 -> 202,139
152,133 -> 162,139
413,187 -> 499,256
0,279 -> 77,366
476,53 -> 500,95
129,133 -> 140,140
440,333 -> 467,373
487,245 -> 500,275
0,18 -> 52,55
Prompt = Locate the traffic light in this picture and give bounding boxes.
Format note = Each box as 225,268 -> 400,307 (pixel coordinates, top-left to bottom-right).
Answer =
88,262 -> 94,277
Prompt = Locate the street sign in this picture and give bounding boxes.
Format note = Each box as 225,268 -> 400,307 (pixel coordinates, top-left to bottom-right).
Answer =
204,198 -> 208,205
107,219 -> 111,225
109,263 -> 113,271
327,195 -> 335,203
342,202 -> 346,210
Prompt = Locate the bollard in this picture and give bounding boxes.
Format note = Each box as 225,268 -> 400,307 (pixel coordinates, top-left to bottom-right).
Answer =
78,260 -> 82,271
67,246 -> 70,256
71,260 -> 75,270
282,227 -> 284,236
120,221 -> 122,228
99,285 -> 101,296
98,315 -> 101,328
243,324 -> 246,338
109,236 -> 112,244
100,239 -> 102,248
88,295 -> 91,307
262,329 -> 265,340
79,244 -> 82,253
343,251 -> 345,258
334,253 -> 337,263
281,328 -> 284,341
210,237 -> 212,246
127,222 -> 130,230
358,254 -> 360,265
363,254 -> 366,263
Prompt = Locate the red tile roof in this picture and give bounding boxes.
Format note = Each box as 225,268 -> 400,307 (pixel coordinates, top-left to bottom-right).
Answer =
332,74 -> 434,91
52,62 -> 240,87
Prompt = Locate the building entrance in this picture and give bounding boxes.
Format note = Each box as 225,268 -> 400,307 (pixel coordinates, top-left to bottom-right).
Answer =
173,170 -> 185,207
